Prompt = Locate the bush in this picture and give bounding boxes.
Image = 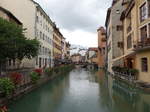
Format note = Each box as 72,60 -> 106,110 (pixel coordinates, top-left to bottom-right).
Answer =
33,68 -> 43,75
44,68 -> 53,76
128,69 -> 139,76
53,67 -> 59,73
30,72 -> 40,84
9,72 -> 22,86
0,78 -> 15,96
112,66 -> 139,76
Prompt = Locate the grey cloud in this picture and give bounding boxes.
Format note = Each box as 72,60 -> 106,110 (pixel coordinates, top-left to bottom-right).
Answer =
35,0 -> 112,32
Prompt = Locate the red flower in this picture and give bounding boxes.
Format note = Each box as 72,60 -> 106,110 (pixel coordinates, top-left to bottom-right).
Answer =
0,106 -> 8,112
34,69 -> 43,75
9,72 -> 22,85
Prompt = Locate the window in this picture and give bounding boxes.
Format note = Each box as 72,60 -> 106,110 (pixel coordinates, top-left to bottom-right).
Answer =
141,58 -> 148,72
36,16 -> 39,23
140,3 -> 147,22
36,57 -> 38,65
8,59 -> 11,66
42,47 -> 44,55
127,34 -> 132,49
148,0 -> 150,17
149,24 -> 150,38
13,59 -> 15,66
102,47 -> 105,55
116,25 -> 123,31
140,26 -> 147,41
40,31 -> 42,39
43,34 -> 45,40
36,29 -> 39,38
39,45 -> 41,54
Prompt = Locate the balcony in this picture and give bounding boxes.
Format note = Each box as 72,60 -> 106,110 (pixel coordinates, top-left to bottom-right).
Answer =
133,38 -> 150,51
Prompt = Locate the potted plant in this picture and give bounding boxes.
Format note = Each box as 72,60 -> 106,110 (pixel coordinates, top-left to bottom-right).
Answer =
0,78 -> 15,97
0,106 -> 8,112
30,72 -> 40,84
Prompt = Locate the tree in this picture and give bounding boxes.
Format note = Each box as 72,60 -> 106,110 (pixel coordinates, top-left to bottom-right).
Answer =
0,17 -> 40,74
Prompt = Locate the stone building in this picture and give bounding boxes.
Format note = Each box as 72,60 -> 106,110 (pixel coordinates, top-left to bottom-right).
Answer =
105,0 -> 124,72
97,27 -> 106,68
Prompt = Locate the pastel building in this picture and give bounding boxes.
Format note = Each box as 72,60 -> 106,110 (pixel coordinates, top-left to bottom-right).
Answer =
0,0 -> 54,68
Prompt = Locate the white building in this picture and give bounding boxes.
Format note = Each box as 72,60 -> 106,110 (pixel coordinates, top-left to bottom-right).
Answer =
0,0 -> 54,68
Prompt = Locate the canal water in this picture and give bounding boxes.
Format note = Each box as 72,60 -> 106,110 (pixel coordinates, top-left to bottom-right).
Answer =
9,68 -> 150,112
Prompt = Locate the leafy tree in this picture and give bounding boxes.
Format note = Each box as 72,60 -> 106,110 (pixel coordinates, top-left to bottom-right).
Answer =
0,17 -> 40,74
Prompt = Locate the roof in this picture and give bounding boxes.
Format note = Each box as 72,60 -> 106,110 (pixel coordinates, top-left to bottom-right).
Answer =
88,47 -> 98,51
0,7 -> 22,25
31,0 -> 54,26
97,26 -> 106,33
105,7 -> 111,27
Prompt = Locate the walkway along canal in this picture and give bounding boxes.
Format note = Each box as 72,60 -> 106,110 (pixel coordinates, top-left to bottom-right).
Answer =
9,68 -> 150,112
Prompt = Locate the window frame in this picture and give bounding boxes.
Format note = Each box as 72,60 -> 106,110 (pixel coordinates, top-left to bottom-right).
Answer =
141,57 -> 148,72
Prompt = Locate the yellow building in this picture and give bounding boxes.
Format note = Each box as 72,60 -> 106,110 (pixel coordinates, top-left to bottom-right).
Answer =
52,23 -> 62,65
119,0 -> 150,83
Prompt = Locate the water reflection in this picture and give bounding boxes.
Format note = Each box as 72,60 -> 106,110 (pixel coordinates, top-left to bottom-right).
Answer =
9,68 -> 150,112
96,69 -> 150,112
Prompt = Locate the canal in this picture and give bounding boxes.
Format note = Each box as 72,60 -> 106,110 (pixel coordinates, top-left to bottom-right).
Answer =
9,68 -> 150,112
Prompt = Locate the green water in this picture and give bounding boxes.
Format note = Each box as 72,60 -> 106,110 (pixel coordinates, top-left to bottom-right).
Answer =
9,68 -> 150,112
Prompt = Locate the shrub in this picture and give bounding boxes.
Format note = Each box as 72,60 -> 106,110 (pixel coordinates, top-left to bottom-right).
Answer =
53,67 -> 59,73
0,78 -> 15,96
128,69 -> 139,76
9,72 -> 22,86
30,72 -> 40,84
34,68 -> 43,75
44,68 -> 53,76
112,66 -> 139,76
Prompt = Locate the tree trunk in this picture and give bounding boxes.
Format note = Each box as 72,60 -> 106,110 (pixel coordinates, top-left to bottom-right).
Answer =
0,61 -> 2,76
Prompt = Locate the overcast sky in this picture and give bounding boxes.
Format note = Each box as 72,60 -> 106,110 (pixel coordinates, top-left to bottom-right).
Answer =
35,0 -> 112,47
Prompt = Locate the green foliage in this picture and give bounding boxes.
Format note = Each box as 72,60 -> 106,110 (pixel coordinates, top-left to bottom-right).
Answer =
0,78 -> 15,96
30,72 -> 40,84
0,17 -> 39,64
53,67 -> 59,73
112,66 -> 139,76
44,68 -> 53,76
128,69 -> 139,76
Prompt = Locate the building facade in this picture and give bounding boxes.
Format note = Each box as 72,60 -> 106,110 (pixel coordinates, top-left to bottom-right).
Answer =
105,0 -> 124,72
105,0 -> 150,83
52,24 -> 63,65
97,27 -> 106,68
120,0 -> 150,83
71,54 -> 82,64
0,0 -> 54,68
0,7 -> 22,70
86,48 -> 99,65
35,4 -> 53,68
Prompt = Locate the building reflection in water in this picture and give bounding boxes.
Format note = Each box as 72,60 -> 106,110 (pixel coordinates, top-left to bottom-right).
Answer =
96,69 -> 150,112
